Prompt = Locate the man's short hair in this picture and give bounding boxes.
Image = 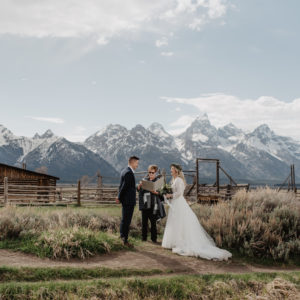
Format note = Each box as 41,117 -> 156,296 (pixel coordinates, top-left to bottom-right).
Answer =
129,156 -> 140,163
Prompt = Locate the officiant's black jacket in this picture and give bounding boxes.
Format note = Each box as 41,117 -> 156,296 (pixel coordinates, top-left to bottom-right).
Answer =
118,167 -> 136,206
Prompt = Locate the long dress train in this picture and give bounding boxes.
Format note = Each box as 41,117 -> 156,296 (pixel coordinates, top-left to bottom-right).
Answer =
162,177 -> 232,261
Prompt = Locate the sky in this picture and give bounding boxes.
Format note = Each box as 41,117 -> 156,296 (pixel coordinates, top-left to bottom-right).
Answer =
0,0 -> 299,141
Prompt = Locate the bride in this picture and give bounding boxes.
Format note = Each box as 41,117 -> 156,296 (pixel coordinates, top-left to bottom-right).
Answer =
162,163 -> 232,261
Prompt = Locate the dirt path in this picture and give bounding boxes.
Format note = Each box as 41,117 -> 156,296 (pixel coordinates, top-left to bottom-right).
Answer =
0,242 -> 299,275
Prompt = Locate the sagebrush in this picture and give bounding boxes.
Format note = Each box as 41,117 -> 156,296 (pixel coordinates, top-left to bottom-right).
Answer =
194,188 -> 300,261
0,188 -> 299,261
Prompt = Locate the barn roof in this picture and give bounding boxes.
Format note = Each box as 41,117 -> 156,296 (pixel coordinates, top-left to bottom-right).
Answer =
0,163 -> 60,180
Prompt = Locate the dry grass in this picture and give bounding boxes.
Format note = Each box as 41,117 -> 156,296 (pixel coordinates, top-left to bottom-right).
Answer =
37,227 -> 125,259
0,206 -> 123,239
0,273 -> 298,300
0,207 -> 132,259
0,188 -> 299,261
194,188 -> 300,261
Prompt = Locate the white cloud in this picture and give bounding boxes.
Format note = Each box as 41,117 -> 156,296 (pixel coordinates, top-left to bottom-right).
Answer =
65,135 -> 87,142
162,93 -> 300,140
168,114 -> 196,135
74,126 -> 86,133
207,0 -> 227,19
155,37 -> 168,47
0,0 -> 229,45
161,51 -> 174,56
65,125 -> 87,142
27,116 -> 65,124
188,17 -> 207,31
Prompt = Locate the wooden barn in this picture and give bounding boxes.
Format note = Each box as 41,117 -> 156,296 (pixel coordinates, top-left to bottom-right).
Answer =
0,163 -> 59,204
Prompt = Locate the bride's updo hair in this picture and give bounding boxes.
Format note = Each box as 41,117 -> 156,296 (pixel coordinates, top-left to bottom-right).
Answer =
170,163 -> 186,186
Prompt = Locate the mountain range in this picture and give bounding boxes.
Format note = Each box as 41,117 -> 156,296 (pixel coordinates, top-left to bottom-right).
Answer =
1,115 -> 299,183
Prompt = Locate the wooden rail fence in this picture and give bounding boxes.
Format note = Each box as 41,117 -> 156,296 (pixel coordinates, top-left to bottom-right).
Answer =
1,176 -> 298,207
0,177 -> 119,206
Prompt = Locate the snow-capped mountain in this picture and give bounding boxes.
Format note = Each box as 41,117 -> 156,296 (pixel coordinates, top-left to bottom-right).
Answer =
175,115 -> 249,179
85,116 -> 300,181
175,117 -> 299,180
0,125 -> 118,182
230,124 -> 300,180
84,123 -> 186,172
1,116 -> 300,183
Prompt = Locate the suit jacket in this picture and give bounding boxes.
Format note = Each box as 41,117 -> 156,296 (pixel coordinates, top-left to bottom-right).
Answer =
118,166 -> 136,206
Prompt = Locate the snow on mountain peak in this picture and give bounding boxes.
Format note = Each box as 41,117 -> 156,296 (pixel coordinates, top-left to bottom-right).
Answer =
191,114 -> 212,129
0,124 -> 14,136
149,122 -> 164,131
41,129 -> 55,139
195,113 -> 209,121
224,123 -> 238,130
0,125 -> 16,145
219,123 -> 244,138
131,124 -> 146,132
252,124 -> 274,140
106,124 -> 128,134
148,123 -> 170,138
95,127 -> 106,137
92,124 -> 128,139
33,133 -> 41,139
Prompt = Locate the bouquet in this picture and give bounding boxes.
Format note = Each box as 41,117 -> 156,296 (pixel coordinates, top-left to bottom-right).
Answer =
159,183 -> 173,196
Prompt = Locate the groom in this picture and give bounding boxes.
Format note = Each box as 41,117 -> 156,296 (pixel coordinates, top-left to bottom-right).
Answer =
116,155 -> 139,247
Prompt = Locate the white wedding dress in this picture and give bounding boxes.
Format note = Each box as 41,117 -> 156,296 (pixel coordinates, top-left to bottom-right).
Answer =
162,177 -> 232,261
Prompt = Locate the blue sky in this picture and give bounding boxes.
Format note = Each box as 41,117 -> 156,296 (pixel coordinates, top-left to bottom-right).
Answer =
0,0 -> 299,141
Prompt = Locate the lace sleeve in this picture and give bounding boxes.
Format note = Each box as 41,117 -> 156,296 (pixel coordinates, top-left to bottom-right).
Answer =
172,178 -> 185,200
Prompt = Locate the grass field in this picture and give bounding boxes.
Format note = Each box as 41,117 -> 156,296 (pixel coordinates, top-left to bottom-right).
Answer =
0,267 -> 298,299
0,189 -> 299,299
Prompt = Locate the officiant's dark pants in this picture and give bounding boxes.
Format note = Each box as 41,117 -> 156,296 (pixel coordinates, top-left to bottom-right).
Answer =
120,205 -> 135,242
142,209 -> 157,242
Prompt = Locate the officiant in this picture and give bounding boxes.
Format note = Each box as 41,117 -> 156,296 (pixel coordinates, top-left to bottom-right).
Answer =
137,165 -> 165,243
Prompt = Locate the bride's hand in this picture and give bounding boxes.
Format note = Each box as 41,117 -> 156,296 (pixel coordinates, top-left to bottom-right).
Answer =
166,193 -> 172,199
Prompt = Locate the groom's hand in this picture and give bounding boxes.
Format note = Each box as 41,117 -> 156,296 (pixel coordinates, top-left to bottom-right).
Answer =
115,197 -> 120,204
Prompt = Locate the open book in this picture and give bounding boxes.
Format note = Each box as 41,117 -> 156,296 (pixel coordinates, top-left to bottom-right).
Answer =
141,176 -> 164,192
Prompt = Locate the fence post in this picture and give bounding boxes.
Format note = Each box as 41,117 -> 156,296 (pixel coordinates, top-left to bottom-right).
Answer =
97,171 -> 103,201
77,180 -> 81,206
196,159 -> 199,202
4,177 -> 8,205
162,168 -> 166,184
292,164 -> 297,193
59,187 -> 63,201
216,160 -> 220,194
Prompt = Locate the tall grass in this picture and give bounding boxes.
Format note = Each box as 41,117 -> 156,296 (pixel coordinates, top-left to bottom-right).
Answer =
0,207 -> 134,259
194,188 -> 300,261
0,188 -> 299,262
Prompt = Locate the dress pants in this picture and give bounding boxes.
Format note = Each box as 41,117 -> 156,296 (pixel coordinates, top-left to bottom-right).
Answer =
120,205 -> 135,242
142,209 -> 157,242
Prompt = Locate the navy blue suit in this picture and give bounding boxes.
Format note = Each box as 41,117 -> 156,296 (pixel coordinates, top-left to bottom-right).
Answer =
118,166 -> 136,242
